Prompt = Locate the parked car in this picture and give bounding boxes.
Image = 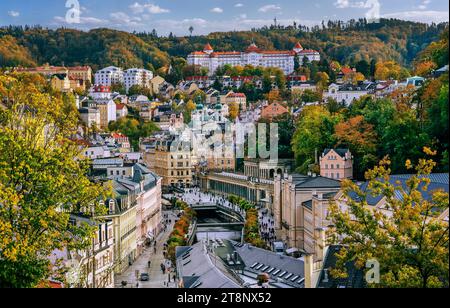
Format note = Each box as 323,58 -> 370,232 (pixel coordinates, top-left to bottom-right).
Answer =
272,241 -> 285,255
140,273 -> 150,281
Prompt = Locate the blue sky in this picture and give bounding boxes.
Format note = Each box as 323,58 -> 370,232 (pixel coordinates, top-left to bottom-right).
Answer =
1,0 -> 448,35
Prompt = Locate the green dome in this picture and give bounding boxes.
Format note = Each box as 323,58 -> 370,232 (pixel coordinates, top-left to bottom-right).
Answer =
214,104 -> 222,110
196,103 -> 204,110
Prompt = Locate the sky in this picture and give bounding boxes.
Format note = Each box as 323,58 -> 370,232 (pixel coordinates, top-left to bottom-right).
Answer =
0,0 -> 449,36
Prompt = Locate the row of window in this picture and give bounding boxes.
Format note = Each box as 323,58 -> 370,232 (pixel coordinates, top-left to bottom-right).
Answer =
324,164 -> 341,169
324,173 -> 341,179
170,170 -> 190,176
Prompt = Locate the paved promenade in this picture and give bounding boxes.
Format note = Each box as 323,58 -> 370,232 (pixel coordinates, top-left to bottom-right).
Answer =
114,210 -> 178,288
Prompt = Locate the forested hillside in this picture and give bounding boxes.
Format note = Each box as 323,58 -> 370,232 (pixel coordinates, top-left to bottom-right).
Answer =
142,19 -> 447,67
0,19 -> 448,75
0,27 -> 171,72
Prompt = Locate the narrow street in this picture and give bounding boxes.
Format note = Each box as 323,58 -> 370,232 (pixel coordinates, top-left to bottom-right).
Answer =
114,210 -> 179,288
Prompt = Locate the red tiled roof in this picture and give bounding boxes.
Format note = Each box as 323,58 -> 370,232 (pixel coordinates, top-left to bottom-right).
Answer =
116,103 -> 126,110
68,66 -> 91,71
37,280 -> 64,288
111,132 -> 127,139
228,93 -> 246,98
204,43 -> 213,51
299,49 -> 319,54
186,76 -> 209,80
93,85 -> 111,92
341,67 -> 355,75
190,51 -> 207,56
294,42 -> 303,49
260,50 -> 295,55
211,51 -> 241,56
246,43 -> 261,53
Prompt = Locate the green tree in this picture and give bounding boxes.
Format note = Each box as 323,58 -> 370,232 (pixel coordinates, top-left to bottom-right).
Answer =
292,106 -> 340,173
108,117 -> 159,150
0,74 -> 108,288
381,109 -> 431,173
294,54 -> 301,72
355,59 -> 371,78
328,153 -> 449,288
110,82 -> 126,95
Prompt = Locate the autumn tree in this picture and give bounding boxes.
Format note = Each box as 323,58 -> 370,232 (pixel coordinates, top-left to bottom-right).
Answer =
182,99 -> 197,124
414,61 -> 437,77
228,102 -> 240,120
344,71 -> 366,85
375,61 -> 410,81
0,74 -> 108,288
315,71 -> 330,89
328,151 -> 449,288
266,89 -> 281,102
334,115 -> 378,177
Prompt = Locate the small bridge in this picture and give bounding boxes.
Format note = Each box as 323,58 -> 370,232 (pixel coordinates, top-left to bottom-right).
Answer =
191,202 -> 245,226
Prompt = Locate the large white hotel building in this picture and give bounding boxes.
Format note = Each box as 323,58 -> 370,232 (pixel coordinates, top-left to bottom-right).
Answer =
94,66 -> 153,93
187,42 -> 320,76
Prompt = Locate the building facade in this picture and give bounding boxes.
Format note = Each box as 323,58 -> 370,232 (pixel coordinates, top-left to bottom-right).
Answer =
319,149 -> 353,181
199,159 -> 294,210
273,174 -> 341,255
94,66 -> 124,86
152,137 -> 193,187
124,68 -> 154,93
188,42 -> 320,76
96,100 -> 117,130
79,107 -> 101,128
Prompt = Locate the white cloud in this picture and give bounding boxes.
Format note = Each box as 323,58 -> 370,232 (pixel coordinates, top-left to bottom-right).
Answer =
8,11 -> 20,17
53,15 -> 108,26
382,10 -> 449,24
418,0 -> 432,10
239,14 -> 248,19
110,12 -> 143,26
235,3 -> 244,8
129,2 -> 170,14
210,7 -> 224,13
258,4 -> 281,13
334,0 -> 368,9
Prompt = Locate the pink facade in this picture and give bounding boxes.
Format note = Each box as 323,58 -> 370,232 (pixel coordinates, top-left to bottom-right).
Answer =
319,149 -> 353,181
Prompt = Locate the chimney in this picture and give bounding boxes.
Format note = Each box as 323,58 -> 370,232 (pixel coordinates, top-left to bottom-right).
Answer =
304,254 -> 314,288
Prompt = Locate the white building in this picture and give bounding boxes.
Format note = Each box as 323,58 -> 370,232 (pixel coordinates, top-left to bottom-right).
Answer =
96,100 -> 117,129
187,42 -> 320,76
94,66 -> 124,86
50,216 -> 115,288
324,83 -> 375,106
79,107 -> 101,128
89,85 -> 113,100
124,68 -> 154,93
83,146 -> 111,160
